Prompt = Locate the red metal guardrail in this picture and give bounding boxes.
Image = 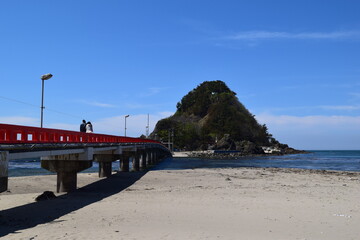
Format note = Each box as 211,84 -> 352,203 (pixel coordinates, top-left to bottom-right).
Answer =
0,123 -> 160,145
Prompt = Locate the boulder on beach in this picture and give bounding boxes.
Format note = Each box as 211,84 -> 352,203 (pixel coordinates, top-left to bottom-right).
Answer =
35,191 -> 57,202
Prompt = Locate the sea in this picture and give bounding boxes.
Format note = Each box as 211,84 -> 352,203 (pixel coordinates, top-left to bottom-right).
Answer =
8,150 -> 360,177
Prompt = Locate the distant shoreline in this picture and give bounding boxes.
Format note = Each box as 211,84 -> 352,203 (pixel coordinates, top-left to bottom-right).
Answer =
172,149 -> 308,159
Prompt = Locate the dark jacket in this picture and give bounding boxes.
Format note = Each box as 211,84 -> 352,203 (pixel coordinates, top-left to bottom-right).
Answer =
80,123 -> 86,132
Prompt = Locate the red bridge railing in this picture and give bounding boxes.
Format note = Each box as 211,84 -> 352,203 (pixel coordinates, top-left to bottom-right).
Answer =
0,123 -> 160,145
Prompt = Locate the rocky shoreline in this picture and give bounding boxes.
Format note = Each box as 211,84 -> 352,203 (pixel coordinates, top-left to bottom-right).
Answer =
200,134 -> 308,159
174,148 -> 308,159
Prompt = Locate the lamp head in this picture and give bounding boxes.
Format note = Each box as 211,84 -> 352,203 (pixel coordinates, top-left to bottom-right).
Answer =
41,73 -> 53,80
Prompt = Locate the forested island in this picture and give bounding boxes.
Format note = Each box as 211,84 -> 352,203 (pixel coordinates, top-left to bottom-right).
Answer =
149,80 -> 305,156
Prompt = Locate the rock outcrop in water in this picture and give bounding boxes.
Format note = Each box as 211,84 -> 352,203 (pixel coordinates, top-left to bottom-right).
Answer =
150,80 -> 303,154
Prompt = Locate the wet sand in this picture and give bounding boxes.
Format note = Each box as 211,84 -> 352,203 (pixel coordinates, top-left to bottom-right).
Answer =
1,168 -> 360,239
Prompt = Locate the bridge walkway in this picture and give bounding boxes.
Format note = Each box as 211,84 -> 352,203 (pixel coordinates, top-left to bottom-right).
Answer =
0,123 -> 171,193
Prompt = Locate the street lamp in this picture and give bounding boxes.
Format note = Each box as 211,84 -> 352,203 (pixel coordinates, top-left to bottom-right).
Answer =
40,73 -> 53,128
124,114 -> 130,136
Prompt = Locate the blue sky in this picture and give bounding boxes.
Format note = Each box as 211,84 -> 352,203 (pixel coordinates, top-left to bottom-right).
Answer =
1,0 -> 360,150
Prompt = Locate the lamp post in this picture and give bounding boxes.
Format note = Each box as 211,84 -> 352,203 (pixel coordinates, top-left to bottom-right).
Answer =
40,73 -> 53,128
124,114 -> 130,136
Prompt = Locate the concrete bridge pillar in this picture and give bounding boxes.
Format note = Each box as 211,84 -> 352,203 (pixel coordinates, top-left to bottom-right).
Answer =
41,148 -> 94,193
132,153 -> 140,171
151,149 -> 158,164
93,154 -> 115,178
154,150 -> 159,163
0,151 -> 9,193
146,150 -> 153,166
42,160 -> 92,192
139,151 -> 147,170
120,154 -> 130,172
99,162 -> 112,177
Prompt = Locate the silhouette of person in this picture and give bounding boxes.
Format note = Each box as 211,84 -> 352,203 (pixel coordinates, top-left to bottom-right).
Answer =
86,121 -> 93,133
80,119 -> 86,132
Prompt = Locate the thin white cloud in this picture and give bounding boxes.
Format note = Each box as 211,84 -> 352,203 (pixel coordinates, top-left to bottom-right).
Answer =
139,87 -> 170,97
226,30 -> 360,41
349,92 -> 360,99
149,87 -> 162,95
146,87 -> 162,96
91,112 -> 174,137
47,123 -> 78,131
0,116 -> 38,127
76,99 -> 117,108
125,103 -> 152,109
38,112 -> 174,136
124,102 -> 170,109
262,104 -> 360,113
281,82 -> 360,90
319,105 -> 360,111
256,113 -> 360,150
256,114 -> 360,126
87,101 -> 117,108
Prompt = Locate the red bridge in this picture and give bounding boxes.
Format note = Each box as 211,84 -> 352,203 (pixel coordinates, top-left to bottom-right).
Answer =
0,123 -> 171,193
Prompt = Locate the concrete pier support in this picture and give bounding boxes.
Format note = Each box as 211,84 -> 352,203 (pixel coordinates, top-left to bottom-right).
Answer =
41,147 -> 94,192
120,155 -> 130,172
42,160 -> 92,192
150,150 -> 156,165
132,153 -> 140,171
153,150 -> 158,164
139,151 -> 147,170
93,154 -> 114,178
146,151 -> 153,166
57,171 -> 77,193
99,162 -> 112,178
0,151 -> 9,193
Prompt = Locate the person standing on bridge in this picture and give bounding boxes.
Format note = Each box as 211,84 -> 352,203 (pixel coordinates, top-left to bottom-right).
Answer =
86,121 -> 93,133
80,120 -> 86,132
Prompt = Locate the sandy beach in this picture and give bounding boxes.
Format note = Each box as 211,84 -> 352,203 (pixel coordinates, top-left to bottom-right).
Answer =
1,167 -> 359,240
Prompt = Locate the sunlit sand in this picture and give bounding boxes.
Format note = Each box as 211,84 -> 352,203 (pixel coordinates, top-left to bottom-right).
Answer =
1,167 -> 359,239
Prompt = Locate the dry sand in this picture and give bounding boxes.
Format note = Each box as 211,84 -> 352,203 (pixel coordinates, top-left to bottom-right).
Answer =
1,167 -> 360,240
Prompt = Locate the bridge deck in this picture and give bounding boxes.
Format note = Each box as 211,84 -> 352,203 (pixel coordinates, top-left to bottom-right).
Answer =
0,123 -> 171,193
